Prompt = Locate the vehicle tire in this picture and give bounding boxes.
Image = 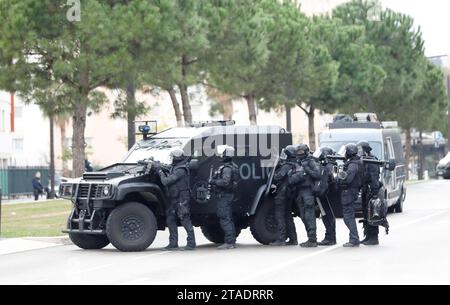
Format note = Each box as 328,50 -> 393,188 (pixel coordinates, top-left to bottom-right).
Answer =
69,233 -> 110,250
250,198 -> 278,245
201,224 -> 242,244
393,185 -> 405,213
106,202 -> 157,252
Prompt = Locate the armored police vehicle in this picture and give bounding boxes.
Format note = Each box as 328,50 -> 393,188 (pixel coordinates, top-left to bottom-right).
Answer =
60,121 -> 291,251
319,113 -> 407,216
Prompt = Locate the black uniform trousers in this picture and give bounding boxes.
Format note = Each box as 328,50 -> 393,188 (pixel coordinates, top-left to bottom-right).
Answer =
296,187 -> 317,242
318,194 -> 336,242
341,188 -> 360,244
274,188 -> 297,243
166,192 -> 196,248
216,192 -> 236,245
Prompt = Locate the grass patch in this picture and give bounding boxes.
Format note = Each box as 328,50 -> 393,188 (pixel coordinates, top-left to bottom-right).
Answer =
1,200 -> 72,238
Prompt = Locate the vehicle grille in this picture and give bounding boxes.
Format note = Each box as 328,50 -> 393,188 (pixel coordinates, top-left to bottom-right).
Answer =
77,184 -> 107,199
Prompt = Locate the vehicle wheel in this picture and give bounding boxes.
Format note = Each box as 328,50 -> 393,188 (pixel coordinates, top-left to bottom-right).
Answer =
106,202 -> 157,252
393,185 -> 405,213
69,233 -> 110,250
201,224 -> 242,244
250,198 -> 278,245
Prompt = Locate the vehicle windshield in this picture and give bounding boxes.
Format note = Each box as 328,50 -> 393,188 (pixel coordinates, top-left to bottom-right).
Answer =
439,153 -> 450,165
319,141 -> 382,160
123,138 -> 189,164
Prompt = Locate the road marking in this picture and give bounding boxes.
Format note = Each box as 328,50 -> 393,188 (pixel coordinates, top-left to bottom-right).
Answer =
236,210 -> 448,284
23,278 -> 50,285
233,246 -> 342,284
393,211 -> 447,230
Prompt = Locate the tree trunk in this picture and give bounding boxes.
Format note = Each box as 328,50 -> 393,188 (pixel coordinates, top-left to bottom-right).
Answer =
307,106 -> 316,151
126,76 -> 136,150
297,103 -> 316,150
286,105 -> 292,132
244,94 -> 257,125
405,127 -> 412,180
72,102 -> 87,178
180,55 -> 193,125
59,120 -> 69,177
167,88 -> 183,127
418,130 -> 424,180
49,114 -> 55,199
179,84 -> 192,125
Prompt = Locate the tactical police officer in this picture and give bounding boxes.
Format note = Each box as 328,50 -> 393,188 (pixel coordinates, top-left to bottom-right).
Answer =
157,149 -> 196,251
289,144 -> 321,248
314,147 -> 338,246
269,145 -> 299,247
209,146 -> 240,250
337,143 -> 364,247
357,141 -> 382,246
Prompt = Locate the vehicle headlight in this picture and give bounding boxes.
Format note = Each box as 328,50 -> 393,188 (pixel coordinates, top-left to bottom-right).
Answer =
61,184 -> 74,197
103,185 -> 111,197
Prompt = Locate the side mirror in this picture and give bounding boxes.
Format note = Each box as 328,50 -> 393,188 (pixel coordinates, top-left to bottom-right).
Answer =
385,159 -> 396,171
189,159 -> 199,171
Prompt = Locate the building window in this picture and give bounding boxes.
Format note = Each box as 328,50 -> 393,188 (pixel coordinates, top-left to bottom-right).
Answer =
13,139 -> 24,152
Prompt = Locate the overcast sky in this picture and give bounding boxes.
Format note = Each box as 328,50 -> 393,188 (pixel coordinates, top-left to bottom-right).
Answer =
380,0 -> 450,58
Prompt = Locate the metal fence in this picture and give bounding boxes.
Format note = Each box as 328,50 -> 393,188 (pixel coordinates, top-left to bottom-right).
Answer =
0,166 -> 49,198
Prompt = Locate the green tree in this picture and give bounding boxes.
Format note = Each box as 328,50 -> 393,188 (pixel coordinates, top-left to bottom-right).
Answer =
140,0 -> 211,126
259,11 -> 340,149
104,0 -> 161,149
0,0 -> 125,177
207,0 -> 279,125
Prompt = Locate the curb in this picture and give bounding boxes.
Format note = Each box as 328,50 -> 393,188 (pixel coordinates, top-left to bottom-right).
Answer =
24,236 -> 71,245
0,237 -> 68,256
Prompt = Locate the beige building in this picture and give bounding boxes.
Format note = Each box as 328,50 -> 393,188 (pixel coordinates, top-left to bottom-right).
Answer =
3,0 -> 350,173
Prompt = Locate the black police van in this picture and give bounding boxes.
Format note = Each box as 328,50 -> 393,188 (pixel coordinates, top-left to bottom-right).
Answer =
319,113 -> 407,216
60,121 -> 291,251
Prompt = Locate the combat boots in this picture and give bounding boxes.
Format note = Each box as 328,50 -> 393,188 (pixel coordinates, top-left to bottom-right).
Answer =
163,244 -> 179,251
218,243 -> 236,250
286,238 -> 298,246
318,239 -> 337,246
362,237 -> 379,246
300,240 -> 318,248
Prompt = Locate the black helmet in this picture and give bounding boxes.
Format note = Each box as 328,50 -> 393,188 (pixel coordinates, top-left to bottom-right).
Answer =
314,146 -> 335,161
284,145 -> 297,160
296,144 -> 310,160
357,141 -> 372,154
219,146 -> 235,162
345,143 -> 358,159
170,148 -> 186,164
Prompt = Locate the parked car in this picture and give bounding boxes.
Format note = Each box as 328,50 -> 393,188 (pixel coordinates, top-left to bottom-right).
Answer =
436,153 -> 450,179
319,113 -> 407,216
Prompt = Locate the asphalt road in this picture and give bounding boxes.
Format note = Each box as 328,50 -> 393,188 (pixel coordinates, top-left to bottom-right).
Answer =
1,180 -> 449,285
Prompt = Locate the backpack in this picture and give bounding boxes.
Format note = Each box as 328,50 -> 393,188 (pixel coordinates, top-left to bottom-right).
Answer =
349,159 -> 365,189
367,195 -> 390,234
313,163 -> 330,197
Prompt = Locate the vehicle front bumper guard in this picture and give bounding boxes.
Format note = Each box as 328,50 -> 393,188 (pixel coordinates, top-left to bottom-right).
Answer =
62,209 -> 106,235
